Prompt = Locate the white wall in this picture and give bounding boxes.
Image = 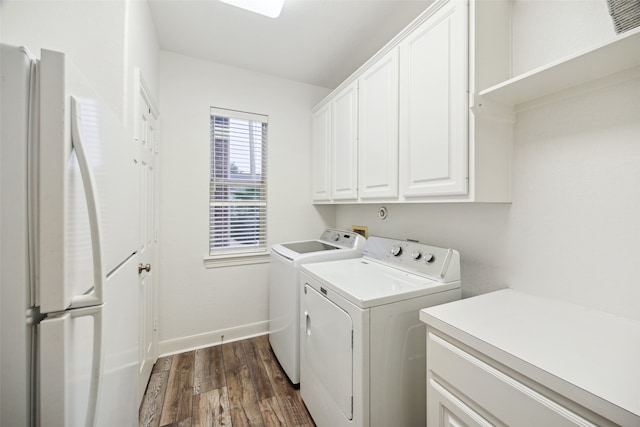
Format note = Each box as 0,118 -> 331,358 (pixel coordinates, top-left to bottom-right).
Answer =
157,51 -> 332,354
125,0 -> 160,121
511,0 -> 614,75
1,0 -> 127,120
1,0 -> 159,127
337,1 -> 640,321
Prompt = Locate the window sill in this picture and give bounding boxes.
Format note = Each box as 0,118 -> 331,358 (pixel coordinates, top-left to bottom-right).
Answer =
203,252 -> 270,269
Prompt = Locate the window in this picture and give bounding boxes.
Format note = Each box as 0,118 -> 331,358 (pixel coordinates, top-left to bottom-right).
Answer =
209,107 -> 267,258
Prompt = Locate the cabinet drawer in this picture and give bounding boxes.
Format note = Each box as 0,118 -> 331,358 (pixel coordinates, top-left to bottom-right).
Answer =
427,331 -> 608,427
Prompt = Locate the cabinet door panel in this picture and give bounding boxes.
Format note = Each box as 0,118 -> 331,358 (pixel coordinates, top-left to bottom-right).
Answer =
331,82 -> 358,200
427,332 -> 600,427
427,377 -> 494,427
358,48 -> 399,200
312,103 -> 332,202
399,1 -> 468,197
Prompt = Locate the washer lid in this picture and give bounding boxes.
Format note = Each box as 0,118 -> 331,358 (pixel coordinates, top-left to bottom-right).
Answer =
281,241 -> 339,254
301,258 -> 461,308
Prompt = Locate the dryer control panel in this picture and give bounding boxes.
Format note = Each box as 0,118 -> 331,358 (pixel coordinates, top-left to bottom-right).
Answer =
362,236 -> 460,283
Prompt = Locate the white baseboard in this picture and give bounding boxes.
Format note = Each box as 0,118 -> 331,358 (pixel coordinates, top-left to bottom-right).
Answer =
158,320 -> 270,357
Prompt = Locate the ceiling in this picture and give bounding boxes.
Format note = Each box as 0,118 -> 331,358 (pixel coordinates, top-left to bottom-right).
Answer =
148,0 -> 432,89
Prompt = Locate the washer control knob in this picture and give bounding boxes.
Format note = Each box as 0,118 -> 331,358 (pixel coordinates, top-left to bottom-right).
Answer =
390,245 -> 402,256
411,251 -> 422,260
332,233 -> 340,242
424,253 -> 435,263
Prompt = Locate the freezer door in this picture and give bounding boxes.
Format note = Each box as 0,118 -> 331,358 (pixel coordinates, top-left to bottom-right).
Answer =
38,49 -> 137,313
39,305 -> 103,427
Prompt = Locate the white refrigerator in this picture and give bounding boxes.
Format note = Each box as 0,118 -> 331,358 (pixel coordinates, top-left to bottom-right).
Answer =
1,44 -> 140,426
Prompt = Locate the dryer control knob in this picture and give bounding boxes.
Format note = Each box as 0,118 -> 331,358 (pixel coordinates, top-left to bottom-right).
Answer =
424,253 -> 435,263
390,245 -> 402,256
411,251 -> 422,260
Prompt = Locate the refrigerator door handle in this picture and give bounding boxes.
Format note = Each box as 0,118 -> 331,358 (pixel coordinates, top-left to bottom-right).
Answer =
39,304 -> 104,427
68,96 -> 105,309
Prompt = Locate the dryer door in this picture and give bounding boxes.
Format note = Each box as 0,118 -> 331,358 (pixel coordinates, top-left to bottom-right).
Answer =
302,284 -> 353,420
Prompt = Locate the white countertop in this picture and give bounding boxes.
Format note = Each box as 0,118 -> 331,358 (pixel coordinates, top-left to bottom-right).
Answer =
420,289 -> 640,426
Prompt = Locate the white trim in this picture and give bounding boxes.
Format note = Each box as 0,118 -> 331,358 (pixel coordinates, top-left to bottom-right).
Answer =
158,320 -> 270,356
203,252 -> 269,269
138,69 -> 159,118
210,107 -> 268,123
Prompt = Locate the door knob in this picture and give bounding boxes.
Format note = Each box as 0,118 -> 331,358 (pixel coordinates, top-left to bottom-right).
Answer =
138,263 -> 151,274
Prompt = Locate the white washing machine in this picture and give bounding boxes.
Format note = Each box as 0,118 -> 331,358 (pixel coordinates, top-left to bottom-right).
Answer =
299,236 -> 461,427
269,228 -> 365,384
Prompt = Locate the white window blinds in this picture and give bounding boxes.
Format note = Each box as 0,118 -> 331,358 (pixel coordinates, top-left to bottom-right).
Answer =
210,107 -> 268,256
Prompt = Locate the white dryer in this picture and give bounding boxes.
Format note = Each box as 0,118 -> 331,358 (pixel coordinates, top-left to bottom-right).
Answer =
299,236 -> 461,427
269,228 -> 365,384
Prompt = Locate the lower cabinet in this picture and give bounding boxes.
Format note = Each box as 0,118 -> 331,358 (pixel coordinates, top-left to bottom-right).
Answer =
426,330 -> 618,427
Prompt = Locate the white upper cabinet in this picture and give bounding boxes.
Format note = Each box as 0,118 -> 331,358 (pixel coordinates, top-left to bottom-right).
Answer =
399,0 -> 468,198
311,0 -> 513,204
331,81 -> 358,201
311,102 -> 332,202
357,48 -> 399,200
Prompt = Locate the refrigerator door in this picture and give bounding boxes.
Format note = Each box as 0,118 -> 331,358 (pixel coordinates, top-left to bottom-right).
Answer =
38,49 -> 137,313
97,254 -> 139,426
0,43 -> 35,427
39,305 -> 104,427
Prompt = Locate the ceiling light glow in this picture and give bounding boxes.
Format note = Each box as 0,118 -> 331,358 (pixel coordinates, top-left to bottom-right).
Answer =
219,0 -> 285,18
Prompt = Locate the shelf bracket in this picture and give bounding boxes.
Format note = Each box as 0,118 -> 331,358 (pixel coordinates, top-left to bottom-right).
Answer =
470,94 -> 515,124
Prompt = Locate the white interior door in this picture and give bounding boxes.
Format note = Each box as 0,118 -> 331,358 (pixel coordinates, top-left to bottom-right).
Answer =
135,76 -> 158,400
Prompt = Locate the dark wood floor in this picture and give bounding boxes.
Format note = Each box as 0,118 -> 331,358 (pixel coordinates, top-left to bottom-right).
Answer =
139,335 -> 315,427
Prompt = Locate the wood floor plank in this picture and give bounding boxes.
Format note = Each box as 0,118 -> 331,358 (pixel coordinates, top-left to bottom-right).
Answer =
221,341 -> 246,371
255,337 -> 315,426
160,418 -> 191,427
258,396 -> 287,427
193,387 -> 232,427
142,335 -> 314,427
225,363 -> 265,426
152,355 -> 173,374
159,351 -> 195,426
139,370 -> 170,427
243,337 -> 276,401
194,345 -> 226,395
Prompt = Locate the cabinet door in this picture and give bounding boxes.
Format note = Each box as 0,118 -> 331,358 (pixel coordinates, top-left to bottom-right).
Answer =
311,102 -> 332,202
399,0 -> 468,197
427,376 -> 493,427
331,81 -> 358,200
358,48 -> 399,200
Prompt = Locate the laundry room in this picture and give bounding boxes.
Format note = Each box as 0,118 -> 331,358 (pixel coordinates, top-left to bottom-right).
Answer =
1,0 -> 639,426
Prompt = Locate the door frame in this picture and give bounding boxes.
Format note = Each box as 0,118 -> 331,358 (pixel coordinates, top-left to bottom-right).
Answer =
134,68 -> 159,402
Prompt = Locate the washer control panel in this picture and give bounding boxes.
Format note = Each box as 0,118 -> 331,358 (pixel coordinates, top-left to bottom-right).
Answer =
363,236 -> 460,282
319,228 -> 363,249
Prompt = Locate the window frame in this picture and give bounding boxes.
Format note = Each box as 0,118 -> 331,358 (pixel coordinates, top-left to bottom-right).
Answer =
204,107 -> 269,267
